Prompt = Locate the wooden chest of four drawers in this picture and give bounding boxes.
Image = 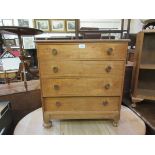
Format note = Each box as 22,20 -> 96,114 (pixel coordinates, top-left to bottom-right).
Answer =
36,40 -> 129,127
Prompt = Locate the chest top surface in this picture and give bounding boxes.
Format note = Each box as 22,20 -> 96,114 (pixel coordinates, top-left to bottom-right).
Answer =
35,39 -> 130,44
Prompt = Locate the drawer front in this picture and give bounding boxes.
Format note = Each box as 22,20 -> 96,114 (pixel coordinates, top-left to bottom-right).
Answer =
44,97 -> 120,111
41,78 -> 122,97
37,43 -> 127,60
39,60 -> 125,78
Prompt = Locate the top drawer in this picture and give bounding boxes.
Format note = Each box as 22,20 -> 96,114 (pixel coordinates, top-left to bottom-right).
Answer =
37,43 -> 127,60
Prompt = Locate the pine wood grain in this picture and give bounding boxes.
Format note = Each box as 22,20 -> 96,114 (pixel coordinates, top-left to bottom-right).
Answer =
44,97 -> 120,111
39,60 -> 124,78
37,43 -> 127,61
41,78 -> 122,97
36,40 -> 128,126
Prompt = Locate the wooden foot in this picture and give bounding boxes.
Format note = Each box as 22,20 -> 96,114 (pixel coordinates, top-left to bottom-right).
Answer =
43,113 -> 52,128
112,120 -> 118,127
131,103 -> 136,108
43,121 -> 52,128
131,96 -> 143,103
131,96 -> 144,108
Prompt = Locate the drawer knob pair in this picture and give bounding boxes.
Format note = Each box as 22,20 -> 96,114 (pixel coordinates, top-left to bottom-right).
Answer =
104,83 -> 111,89
102,101 -> 109,106
55,101 -> 61,107
53,84 -> 60,90
52,49 -> 58,55
54,84 -> 110,90
105,65 -> 112,72
107,48 -> 113,55
53,66 -> 59,73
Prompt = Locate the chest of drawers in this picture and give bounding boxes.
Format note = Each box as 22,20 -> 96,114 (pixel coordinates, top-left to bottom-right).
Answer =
36,39 -> 129,128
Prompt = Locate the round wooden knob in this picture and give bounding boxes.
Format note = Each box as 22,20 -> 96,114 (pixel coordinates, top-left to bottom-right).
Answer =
52,49 -> 58,55
53,84 -> 60,90
105,65 -> 112,72
107,48 -> 113,55
53,66 -> 58,73
104,83 -> 110,89
102,101 -> 108,106
55,101 -> 61,107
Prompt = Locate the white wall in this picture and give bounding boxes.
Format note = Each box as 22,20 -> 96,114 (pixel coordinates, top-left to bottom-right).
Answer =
80,19 -> 144,33
130,19 -> 144,33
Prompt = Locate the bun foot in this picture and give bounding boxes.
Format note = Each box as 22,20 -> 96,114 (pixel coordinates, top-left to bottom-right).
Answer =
43,121 -> 52,128
112,121 -> 118,127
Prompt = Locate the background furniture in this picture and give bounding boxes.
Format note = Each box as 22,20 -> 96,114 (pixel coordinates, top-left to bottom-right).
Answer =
36,39 -> 129,127
0,34 -> 4,55
0,26 -> 43,90
75,19 -> 131,39
131,30 -> 155,107
0,70 -> 21,84
143,19 -> 155,30
0,101 -> 13,135
13,106 -> 146,135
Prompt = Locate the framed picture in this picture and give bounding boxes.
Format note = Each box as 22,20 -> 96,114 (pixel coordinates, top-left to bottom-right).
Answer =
23,37 -> 35,49
51,19 -> 65,32
66,20 -> 76,32
34,19 -> 50,32
4,39 -> 16,47
18,19 -> 29,27
2,19 -> 14,26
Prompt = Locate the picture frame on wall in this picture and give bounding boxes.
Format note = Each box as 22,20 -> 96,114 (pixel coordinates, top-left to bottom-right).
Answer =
2,19 -> 14,26
34,19 -> 50,32
66,20 -> 75,32
51,19 -> 65,32
18,19 -> 29,27
0,19 -> 2,26
4,39 -> 16,47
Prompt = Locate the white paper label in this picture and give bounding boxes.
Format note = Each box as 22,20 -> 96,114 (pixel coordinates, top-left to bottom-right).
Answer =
79,44 -> 85,48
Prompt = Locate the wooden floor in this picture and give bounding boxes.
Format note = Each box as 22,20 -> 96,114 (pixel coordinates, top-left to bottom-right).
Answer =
14,106 -> 146,135
0,80 -> 42,134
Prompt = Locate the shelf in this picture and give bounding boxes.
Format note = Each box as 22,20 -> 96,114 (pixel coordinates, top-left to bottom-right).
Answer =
79,30 -> 128,34
137,88 -> 155,100
140,64 -> 155,70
